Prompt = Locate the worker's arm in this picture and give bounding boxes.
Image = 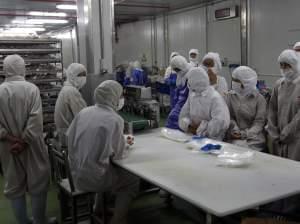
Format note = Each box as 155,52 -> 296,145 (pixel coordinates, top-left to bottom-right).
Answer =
267,83 -> 280,141
178,97 -> 191,132
280,109 -> 300,143
112,119 -> 127,160
241,95 -> 267,140
0,123 -> 8,140
21,87 -> 44,144
204,98 -> 230,140
69,89 -> 87,117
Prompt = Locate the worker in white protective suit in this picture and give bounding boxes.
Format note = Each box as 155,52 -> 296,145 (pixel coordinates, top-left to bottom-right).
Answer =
202,52 -> 228,96
267,49 -> 300,161
188,49 -> 200,67
293,41 -> 300,53
0,55 -> 50,224
54,63 -> 87,145
266,49 -> 300,215
164,51 -> 180,79
67,80 -> 139,224
179,67 -> 230,140
226,66 -> 267,151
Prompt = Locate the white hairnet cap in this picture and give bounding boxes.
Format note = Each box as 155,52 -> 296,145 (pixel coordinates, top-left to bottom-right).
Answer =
94,80 -> 123,110
189,49 -> 199,56
170,52 -> 179,62
202,52 -> 222,73
232,66 -> 257,91
187,67 -> 209,93
278,49 -> 300,73
293,42 -> 300,50
3,54 -> 26,77
66,63 -> 87,86
170,55 -> 190,73
133,61 -> 141,69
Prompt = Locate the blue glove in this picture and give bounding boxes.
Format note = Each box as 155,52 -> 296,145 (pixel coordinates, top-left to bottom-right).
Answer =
192,136 -> 205,140
201,144 -> 222,152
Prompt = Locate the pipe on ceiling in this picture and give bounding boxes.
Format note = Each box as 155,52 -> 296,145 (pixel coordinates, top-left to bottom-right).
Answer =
116,3 -> 169,9
25,0 -> 76,3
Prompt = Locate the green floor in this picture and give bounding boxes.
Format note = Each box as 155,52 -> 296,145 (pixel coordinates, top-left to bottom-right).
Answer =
0,177 -> 59,224
0,177 -> 201,224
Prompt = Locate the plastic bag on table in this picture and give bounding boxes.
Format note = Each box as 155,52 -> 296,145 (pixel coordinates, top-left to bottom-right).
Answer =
186,136 -> 223,155
217,150 -> 255,168
160,128 -> 191,142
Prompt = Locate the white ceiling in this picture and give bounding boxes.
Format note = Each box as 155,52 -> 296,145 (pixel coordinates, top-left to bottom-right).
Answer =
114,0 -> 227,24
0,0 -> 77,34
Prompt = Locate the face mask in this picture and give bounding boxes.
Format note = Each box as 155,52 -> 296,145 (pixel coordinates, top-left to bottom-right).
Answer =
117,98 -> 125,111
76,77 -> 87,89
232,81 -> 242,94
211,67 -> 218,74
280,69 -> 297,82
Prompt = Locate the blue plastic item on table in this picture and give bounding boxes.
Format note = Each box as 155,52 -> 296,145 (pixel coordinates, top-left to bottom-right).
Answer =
201,144 -> 222,152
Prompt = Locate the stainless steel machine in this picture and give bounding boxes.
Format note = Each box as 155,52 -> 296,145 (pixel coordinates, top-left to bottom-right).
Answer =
121,85 -> 160,133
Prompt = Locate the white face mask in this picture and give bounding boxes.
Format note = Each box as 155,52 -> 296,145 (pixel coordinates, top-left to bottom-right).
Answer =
117,98 -> 125,111
280,68 -> 297,82
76,77 -> 87,89
232,81 -> 242,94
211,67 -> 218,74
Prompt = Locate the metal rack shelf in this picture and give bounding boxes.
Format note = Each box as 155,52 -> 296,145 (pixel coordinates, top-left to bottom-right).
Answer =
0,48 -> 61,54
40,87 -> 62,93
0,58 -> 61,65
29,78 -> 62,84
0,38 -> 63,131
0,39 -> 60,44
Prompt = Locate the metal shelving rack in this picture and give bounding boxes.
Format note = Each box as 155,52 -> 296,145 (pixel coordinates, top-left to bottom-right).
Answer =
0,38 -> 64,133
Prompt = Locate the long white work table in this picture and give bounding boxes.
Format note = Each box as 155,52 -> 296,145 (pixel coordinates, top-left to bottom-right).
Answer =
114,129 -> 300,223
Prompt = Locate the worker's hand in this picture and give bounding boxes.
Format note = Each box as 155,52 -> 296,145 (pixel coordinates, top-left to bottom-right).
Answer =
207,68 -> 217,85
5,135 -> 25,144
188,123 -> 199,135
125,135 -> 134,146
10,142 -> 26,154
231,132 -> 241,140
5,135 -> 26,146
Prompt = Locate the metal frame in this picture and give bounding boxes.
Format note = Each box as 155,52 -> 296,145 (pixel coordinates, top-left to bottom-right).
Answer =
240,0 -> 248,65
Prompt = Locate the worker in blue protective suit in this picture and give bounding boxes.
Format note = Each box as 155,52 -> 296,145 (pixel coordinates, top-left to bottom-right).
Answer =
124,62 -> 133,86
116,65 -> 126,86
130,61 -> 148,86
164,52 -> 180,109
165,55 -> 192,129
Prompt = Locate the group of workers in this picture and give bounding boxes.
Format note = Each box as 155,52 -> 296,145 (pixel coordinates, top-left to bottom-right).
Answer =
117,60 -> 148,86
1,41 -> 300,223
164,46 -> 300,160
0,56 -> 138,223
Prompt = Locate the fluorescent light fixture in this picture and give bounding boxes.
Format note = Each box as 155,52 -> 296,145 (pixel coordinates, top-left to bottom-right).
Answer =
29,11 -> 67,17
0,27 -> 46,37
56,4 -> 77,10
0,33 -> 34,37
6,24 -> 43,28
12,19 -> 68,24
7,27 -> 45,32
